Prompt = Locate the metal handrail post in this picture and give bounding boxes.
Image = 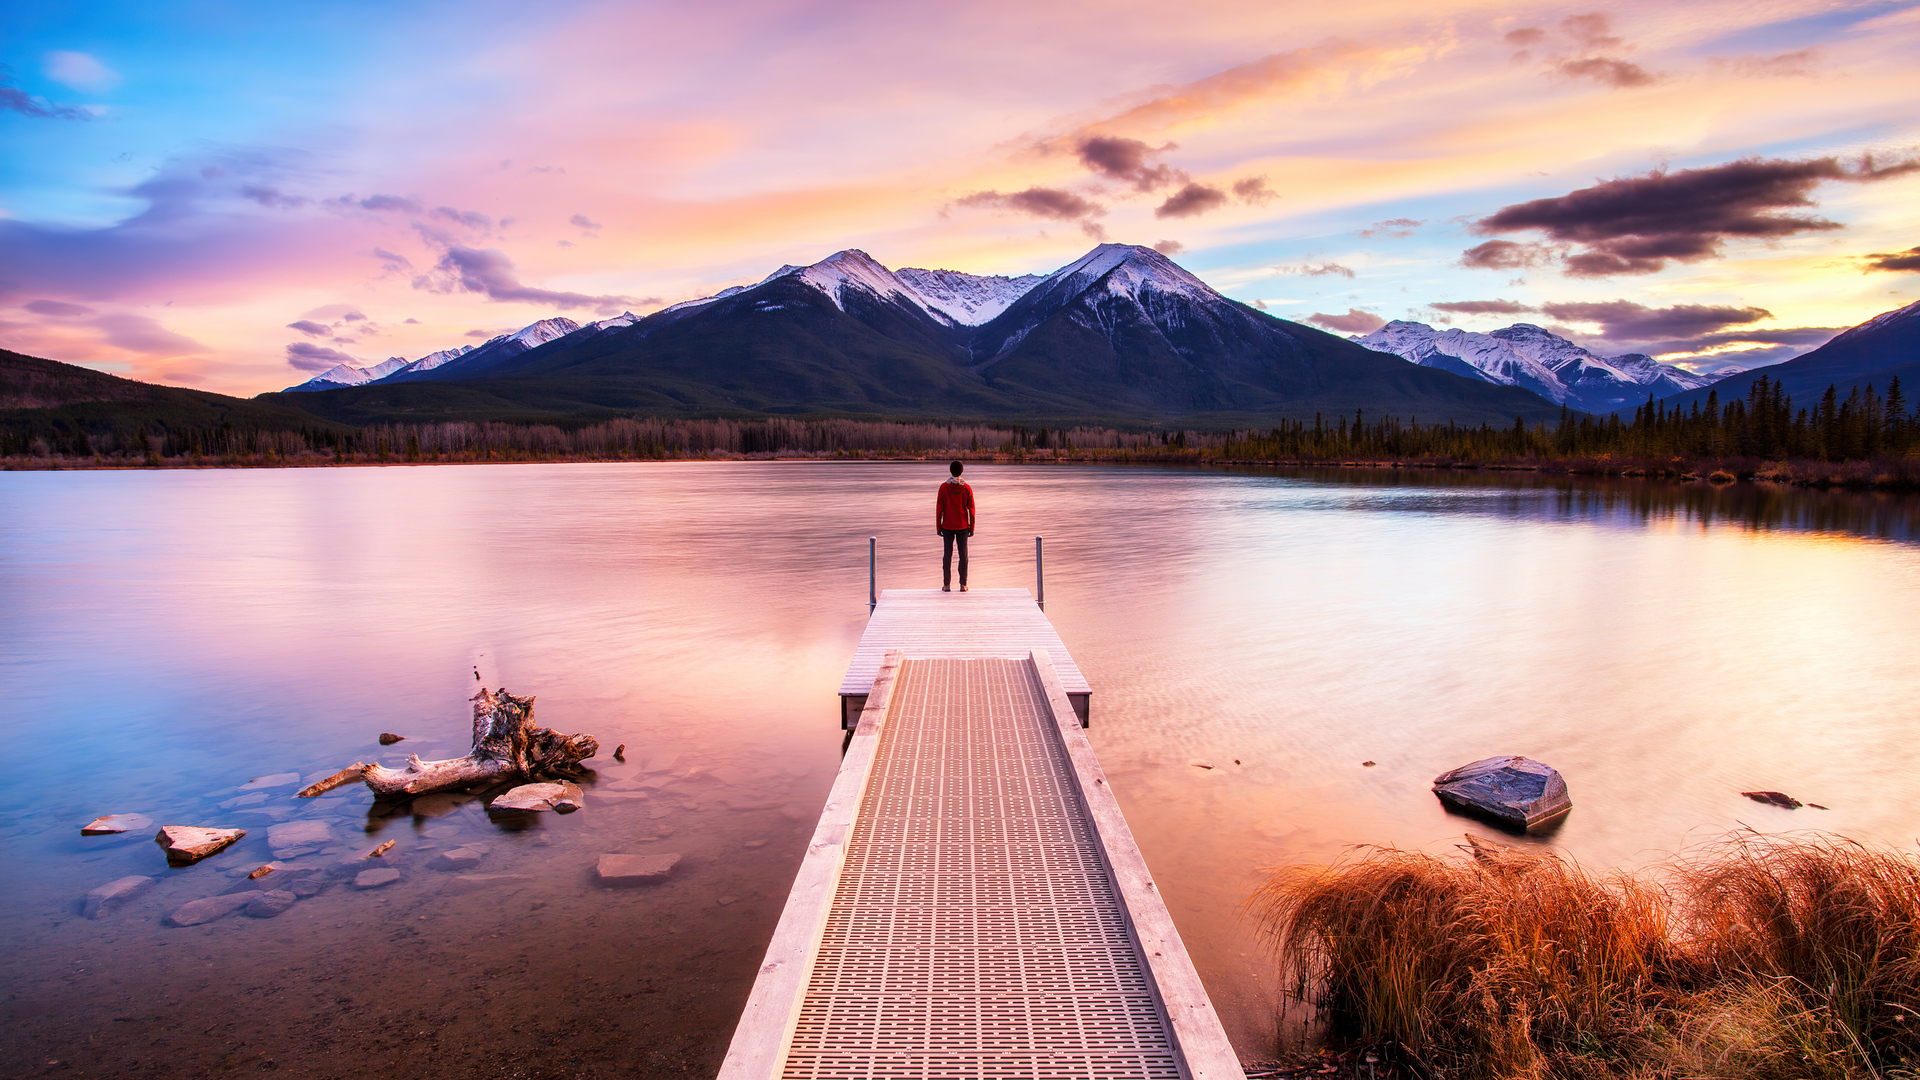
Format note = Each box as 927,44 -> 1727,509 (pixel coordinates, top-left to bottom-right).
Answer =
868,536 -> 877,612
1035,535 -> 1044,610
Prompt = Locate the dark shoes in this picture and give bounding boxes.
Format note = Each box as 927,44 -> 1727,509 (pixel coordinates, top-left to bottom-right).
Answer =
960,585 -> 968,592
942,585 -> 951,592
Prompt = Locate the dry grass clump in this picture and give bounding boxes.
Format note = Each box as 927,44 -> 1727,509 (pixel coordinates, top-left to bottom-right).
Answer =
1251,834 -> 1920,1080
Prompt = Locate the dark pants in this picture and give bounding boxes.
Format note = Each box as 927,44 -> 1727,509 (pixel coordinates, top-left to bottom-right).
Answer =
941,530 -> 969,588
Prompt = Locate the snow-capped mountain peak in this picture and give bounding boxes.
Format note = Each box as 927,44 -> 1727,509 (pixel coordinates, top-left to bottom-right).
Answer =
503,317 -> 580,348
281,356 -> 411,392
1355,320 -> 1724,414
1043,244 -> 1215,303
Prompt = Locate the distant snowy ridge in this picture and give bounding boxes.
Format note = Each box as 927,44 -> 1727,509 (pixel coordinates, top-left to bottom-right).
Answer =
1355,320 -> 1725,414
282,355 -> 414,392
895,267 -> 1046,325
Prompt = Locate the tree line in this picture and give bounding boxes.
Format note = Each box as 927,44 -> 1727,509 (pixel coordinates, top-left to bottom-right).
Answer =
5,374 -> 1916,483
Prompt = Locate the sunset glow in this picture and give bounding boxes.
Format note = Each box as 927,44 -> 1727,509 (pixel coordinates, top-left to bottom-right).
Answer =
4,0 -> 1917,394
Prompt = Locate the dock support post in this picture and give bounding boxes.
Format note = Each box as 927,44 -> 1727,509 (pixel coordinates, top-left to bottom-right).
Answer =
868,536 -> 876,613
1035,535 -> 1044,610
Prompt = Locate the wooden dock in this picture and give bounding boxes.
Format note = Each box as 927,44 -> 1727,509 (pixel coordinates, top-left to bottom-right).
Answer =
720,589 -> 1241,1080
839,589 -> 1091,728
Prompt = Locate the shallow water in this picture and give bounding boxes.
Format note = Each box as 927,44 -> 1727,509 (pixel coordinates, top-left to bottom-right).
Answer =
2,462 -> 1917,1077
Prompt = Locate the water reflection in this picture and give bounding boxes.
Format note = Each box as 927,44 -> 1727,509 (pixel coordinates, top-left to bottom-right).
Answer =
1,462 -> 1916,1074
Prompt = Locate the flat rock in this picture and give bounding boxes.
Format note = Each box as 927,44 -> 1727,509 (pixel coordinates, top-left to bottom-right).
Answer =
237,772 -> 302,791
218,792 -> 269,810
82,814 -> 153,835
430,846 -> 487,871
1432,756 -> 1571,830
443,873 -> 533,894
378,732 -> 406,745
244,890 -> 298,918
267,820 -> 335,857
83,875 -> 155,919
289,877 -> 329,898
169,891 -> 261,926
155,826 -> 247,864
353,867 -> 401,889
493,782 -> 585,814
596,853 -> 682,886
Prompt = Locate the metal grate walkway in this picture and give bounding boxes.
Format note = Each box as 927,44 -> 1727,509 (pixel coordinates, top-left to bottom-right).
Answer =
784,658 -> 1179,1079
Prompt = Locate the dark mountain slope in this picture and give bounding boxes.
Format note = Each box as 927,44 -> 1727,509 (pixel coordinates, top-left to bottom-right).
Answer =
1663,300 -> 1920,411
1,349 -> 336,440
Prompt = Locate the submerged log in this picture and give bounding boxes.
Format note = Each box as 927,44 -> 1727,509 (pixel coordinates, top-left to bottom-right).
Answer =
362,688 -> 597,799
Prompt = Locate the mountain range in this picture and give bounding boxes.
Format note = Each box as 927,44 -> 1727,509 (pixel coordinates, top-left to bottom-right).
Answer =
1354,321 -> 1723,415
270,244 -> 1563,426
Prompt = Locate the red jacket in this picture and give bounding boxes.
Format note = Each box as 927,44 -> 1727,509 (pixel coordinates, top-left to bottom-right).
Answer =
936,478 -> 975,532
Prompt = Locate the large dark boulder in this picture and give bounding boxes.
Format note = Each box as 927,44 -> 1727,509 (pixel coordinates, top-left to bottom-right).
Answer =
1432,756 -> 1571,830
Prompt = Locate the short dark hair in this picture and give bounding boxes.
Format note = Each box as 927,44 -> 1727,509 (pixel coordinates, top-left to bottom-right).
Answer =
949,460 -> 963,476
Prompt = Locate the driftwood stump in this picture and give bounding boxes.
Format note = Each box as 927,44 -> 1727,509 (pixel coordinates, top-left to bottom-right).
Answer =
363,688 -> 597,798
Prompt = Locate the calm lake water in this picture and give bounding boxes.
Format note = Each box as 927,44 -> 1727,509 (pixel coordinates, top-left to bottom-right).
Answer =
3,462 -> 1918,1077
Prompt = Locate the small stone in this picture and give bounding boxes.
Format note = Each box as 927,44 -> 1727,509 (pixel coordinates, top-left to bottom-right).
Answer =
267,820 -> 335,858
717,895 -> 738,906
1190,762 -> 1215,770
155,826 -> 247,865
741,839 -> 767,849
237,773 -> 301,792
246,863 -> 285,880
366,840 -> 395,858
289,878 -> 328,898
83,876 -> 155,919
430,846 -> 486,871
169,891 -> 262,926
443,873 -> 532,894
1362,760 -> 1377,767
492,782 -> 585,814
1742,790 -> 1803,809
378,733 -> 406,745
353,867 -> 401,889
244,890 -> 298,918
596,853 -> 682,886
218,792 -> 269,810
82,814 -> 155,835
613,744 -> 626,761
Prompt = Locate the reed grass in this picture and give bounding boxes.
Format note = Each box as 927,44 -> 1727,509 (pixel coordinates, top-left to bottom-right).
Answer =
1250,834 -> 1920,1079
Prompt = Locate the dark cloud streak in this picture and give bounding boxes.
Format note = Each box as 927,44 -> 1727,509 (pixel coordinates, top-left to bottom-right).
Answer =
1470,156 -> 1920,276
1155,183 -> 1228,218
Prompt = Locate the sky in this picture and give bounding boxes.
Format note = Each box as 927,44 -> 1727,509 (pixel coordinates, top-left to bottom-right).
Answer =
2,0 -> 1917,396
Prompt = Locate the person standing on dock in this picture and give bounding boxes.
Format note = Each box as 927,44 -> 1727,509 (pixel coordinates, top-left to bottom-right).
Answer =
936,461 -> 975,592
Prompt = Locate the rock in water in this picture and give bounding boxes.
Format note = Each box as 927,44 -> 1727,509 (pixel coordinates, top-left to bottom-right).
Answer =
83,876 -> 155,918
244,890 -> 298,918
267,820 -> 335,858
1432,756 -> 1571,830
596,853 -> 682,885
353,867 -> 401,890
237,772 -> 301,791
1741,790 -> 1802,809
169,892 -> 262,926
492,782 -> 586,814
378,733 -> 406,745
82,814 -> 154,835
155,826 -> 247,864
430,845 -> 487,870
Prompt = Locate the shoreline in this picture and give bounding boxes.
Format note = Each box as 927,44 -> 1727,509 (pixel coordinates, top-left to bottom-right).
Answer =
7,449 -> 1920,491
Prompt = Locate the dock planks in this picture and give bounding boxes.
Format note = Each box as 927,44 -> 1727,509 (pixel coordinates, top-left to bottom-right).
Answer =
718,589 -> 1241,1080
